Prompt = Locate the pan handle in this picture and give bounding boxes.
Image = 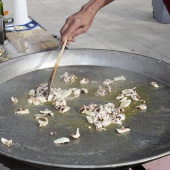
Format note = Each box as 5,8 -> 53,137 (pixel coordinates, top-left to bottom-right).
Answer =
131,165 -> 146,170
0,163 -> 10,170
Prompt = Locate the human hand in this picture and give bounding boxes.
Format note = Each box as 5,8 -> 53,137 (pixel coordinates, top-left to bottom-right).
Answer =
60,0 -> 114,45
60,6 -> 96,45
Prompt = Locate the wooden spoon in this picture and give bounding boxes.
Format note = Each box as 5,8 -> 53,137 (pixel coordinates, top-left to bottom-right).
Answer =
48,39 -> 67,95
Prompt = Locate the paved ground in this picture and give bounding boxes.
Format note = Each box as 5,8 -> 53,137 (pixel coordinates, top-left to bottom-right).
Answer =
2,0 -> 170,170
3,0 -> 170,63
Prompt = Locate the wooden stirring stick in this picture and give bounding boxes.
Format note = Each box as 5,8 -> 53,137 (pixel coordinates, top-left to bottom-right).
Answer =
48,39 -> 67,95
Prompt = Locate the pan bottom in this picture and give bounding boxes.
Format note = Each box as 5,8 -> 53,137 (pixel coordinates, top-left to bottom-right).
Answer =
0,65 -> 169,168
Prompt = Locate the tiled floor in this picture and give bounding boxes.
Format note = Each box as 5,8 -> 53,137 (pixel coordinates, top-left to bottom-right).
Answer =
2,0 -> 170,169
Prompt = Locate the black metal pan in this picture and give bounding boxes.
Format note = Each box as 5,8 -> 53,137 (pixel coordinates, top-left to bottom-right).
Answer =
0,49 -> 169,169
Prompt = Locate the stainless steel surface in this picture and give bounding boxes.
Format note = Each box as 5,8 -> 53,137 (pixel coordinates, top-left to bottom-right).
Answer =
0,49 -> 169,169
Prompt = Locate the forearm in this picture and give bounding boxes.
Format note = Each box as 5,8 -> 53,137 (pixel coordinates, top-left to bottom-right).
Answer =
60,0 -> 114,43
81,0 -> 114,15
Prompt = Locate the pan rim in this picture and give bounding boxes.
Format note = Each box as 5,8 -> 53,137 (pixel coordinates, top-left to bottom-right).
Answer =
0,49 -> 169,169
0,149 -> 169,169
3,48 -> 170,66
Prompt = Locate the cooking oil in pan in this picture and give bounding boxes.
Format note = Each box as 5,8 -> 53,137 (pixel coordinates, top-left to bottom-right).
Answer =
0,65 -> 170,166
0,65 -> 169,131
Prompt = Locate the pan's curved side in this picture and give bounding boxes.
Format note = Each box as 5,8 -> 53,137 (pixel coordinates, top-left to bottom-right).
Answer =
0,49 -> 170,85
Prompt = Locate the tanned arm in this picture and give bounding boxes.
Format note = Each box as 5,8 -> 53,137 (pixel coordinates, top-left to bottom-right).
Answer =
60,0 -> 114,44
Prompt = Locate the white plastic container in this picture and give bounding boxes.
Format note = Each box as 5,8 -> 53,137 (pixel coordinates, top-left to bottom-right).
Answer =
13,0 -> 29,25
152,0 -> 170,24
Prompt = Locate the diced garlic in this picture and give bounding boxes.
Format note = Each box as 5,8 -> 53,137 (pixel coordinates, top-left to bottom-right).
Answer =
131,94 -> 140,101
116,93 -> 124,100
79,78 -> 89,84
112,119 -> 122,125
33,98 -> 41,106
54,137 -> 70,144
72,89 -> 81,97
119,97 -> 128,103
95,122 -> 103,131
40,109 -> 52,114
122,87 -> 136,95
59,106 -> 70,113
86,116 -> 94,124
70,128 -> 80,139
86,111 -> 96,117
47,94 -> 53,101
27,97 -> 33,104
29,89 -> 35,96
117,126 -> 130,134
102,119 -> 112,127
37,96 -> 47,103
1,138 -> 12,147
38,117 -> 48,128
120,99 -> 131,108
40,109 -> 54,117
60,72 -> 68,78
135,104 -> 147,110
11,96 -> 18,103
54,89 -> 72,99
150,81 -> 159,88
15,108 -> 30,114
34,114 -> 47,120
102,79 -> 114,85
114,75 -> 126,81
117,114 -> 125,121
